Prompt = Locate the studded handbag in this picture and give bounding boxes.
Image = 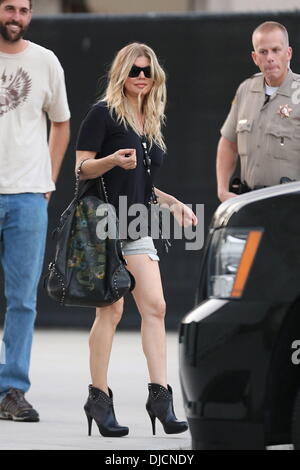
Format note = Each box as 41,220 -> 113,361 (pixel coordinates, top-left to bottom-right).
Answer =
45,161 -> 135,307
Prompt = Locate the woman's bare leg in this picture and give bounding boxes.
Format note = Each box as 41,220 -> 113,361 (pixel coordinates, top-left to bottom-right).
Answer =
89,299 -> 124,394
125,254 -> 167,387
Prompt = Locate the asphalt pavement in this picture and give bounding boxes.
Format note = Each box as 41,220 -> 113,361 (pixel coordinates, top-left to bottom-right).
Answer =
0,329 -> 191,451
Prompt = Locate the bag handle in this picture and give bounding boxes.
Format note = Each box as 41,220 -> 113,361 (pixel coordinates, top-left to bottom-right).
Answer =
75,159 -> 108,203
75,159 -> 89,200
97,176 -> 109,204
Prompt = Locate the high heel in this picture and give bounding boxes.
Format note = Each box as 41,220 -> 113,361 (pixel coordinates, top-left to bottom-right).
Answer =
85,411 -> 93,436
147,408 -> 156,435
84,385 -> 129,437
146,383 -> 188,435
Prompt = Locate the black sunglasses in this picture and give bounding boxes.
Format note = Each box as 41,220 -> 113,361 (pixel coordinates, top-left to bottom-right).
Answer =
128,65 -> 152,78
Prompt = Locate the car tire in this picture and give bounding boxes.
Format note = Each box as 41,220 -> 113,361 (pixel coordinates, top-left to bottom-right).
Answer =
292,387 -> 300,449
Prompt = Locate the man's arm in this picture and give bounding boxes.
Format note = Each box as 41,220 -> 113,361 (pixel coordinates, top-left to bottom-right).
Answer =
49,120 -> 70,186
216,136 -> 239,202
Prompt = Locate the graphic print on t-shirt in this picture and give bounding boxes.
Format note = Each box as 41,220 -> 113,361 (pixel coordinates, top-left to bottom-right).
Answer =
0,67 -> 32,117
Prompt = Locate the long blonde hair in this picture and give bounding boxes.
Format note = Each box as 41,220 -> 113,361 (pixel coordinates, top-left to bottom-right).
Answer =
100,43 -> 167,152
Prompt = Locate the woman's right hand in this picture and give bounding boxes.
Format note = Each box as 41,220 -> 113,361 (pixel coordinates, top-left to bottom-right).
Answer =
112,149 -> 137,170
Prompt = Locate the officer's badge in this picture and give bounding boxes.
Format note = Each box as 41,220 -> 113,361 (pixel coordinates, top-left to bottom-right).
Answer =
277,104 -> 292,118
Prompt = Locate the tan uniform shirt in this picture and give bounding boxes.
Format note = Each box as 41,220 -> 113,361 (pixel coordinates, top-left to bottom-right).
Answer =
221,69 -> 300,188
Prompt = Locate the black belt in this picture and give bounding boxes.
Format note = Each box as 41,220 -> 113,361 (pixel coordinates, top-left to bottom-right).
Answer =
230,177 -> 295,195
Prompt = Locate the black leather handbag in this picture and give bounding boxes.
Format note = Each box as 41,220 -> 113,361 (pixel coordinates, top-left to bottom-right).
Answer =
46,161 -> 135,307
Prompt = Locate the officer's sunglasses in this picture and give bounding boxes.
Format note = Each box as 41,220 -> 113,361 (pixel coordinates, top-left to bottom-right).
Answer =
128,65 -> 152,78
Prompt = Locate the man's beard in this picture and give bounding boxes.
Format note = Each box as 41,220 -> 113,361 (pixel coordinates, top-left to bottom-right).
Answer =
0,21 -> 28,43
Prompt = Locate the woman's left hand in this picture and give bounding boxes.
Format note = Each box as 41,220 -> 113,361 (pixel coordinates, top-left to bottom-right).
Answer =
170,201 -> 198,227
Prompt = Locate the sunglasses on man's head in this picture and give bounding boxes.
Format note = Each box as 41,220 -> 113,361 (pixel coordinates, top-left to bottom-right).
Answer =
128,65 -> 152,78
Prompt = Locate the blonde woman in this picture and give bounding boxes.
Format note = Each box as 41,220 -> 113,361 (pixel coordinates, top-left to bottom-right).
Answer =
76,43 -> 197,438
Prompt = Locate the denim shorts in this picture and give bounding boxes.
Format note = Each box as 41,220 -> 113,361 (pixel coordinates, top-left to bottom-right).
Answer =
121,236 -> 159,261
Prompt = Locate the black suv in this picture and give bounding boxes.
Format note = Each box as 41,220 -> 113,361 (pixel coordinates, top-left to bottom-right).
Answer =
179,182 -> 300,450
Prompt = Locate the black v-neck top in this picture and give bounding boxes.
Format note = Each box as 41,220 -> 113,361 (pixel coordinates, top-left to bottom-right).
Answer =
76,101 -> 165,211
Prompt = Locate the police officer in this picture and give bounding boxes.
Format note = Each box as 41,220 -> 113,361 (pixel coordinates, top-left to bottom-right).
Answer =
217,21 -> 300,202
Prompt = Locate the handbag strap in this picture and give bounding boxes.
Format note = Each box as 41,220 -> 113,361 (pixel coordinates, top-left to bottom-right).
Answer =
98,176 -> 109,204
53,160 -> 107,239
141,137 -> 171,253
75,159 -> 89,200
75,159 -> 108,203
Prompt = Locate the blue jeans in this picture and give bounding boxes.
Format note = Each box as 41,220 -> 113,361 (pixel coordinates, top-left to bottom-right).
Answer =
0,194 -> 48,400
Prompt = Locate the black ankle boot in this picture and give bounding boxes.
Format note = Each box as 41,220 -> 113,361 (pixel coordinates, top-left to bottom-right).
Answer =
146,383 -> 188,435
84,385 -> 129,437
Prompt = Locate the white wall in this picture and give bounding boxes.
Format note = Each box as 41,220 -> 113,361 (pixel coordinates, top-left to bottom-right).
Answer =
30,0 -> 300,15
32,0 -> 61,14
87,0 -> 189,14
196,0 -> 300,12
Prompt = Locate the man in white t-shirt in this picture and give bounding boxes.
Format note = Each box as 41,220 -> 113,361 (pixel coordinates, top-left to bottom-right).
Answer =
216,21 -> 300,202
0,0 -> 70,422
